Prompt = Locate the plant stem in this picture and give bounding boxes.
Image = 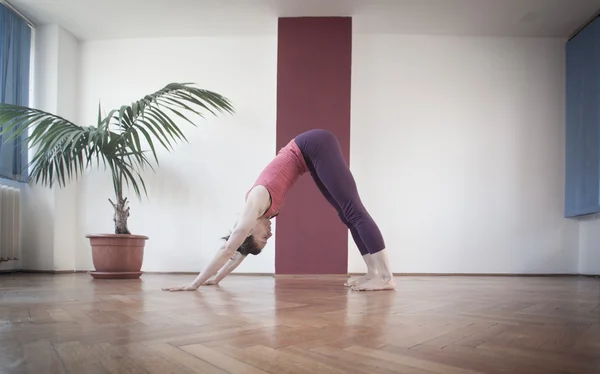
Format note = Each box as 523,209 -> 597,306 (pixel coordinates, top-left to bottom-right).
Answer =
109,170 -> 131,234
109,193 -> 131,235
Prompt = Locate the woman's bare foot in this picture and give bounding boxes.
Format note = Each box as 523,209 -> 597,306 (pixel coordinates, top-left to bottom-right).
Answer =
344,275 -> 372,287
351,250 -> 395,291
351,277 -> 395,291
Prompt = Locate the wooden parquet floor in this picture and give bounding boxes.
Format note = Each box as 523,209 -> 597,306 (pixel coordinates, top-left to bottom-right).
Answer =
0,273 -> 599,374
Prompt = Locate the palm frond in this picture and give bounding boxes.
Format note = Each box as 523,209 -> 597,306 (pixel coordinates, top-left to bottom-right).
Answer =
0,105 -> 145,192
0,82 -> 234,202
0,104 -> 88,186
103,83 -> 234,166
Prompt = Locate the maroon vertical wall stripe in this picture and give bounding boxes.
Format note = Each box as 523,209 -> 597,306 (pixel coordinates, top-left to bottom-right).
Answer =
275,17 -> 352,275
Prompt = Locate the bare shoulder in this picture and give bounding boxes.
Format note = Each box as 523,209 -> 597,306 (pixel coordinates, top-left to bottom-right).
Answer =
247,184 -> 269,198
245,185 -> 271,215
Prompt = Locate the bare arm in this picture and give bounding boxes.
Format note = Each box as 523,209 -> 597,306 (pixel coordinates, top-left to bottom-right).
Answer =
205,252 -> 247,285
162,187 -> 269,292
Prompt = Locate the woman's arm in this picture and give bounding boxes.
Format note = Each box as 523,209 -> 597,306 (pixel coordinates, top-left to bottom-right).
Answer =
204,252 -> 247,285
162,187 -> 269,292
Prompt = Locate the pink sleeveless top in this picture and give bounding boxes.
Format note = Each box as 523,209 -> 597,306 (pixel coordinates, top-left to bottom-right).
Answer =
246,139 -> 309,218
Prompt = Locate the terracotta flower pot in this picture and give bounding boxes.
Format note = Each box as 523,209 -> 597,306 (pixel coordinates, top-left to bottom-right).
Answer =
86,234 -> 149,279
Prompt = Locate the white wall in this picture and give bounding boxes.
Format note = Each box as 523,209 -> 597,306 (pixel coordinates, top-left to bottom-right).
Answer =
52,26 -> 80,271
19,24 -> 57,271
22,18 -> 597,276
75,32 -> 278,273
578,216 -> 600,275
14,24 -> 81,271
348,29 -> 580,274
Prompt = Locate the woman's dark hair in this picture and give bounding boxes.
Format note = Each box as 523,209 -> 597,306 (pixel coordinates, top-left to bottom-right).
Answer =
222,233 -> 263,256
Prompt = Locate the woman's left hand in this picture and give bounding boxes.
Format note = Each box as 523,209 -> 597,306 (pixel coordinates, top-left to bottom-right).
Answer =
161,284 -> 198,292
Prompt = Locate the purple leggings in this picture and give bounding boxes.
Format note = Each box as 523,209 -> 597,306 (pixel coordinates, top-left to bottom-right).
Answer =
294,129 -> 386,255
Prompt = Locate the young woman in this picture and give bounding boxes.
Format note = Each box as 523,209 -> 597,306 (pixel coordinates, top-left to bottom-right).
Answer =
162,129 -> 395,292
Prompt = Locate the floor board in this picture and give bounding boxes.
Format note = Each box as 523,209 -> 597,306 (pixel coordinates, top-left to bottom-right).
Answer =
1,273 -> 599,373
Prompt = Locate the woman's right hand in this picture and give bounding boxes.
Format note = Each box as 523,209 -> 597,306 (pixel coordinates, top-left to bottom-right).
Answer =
161,284 -> 198,292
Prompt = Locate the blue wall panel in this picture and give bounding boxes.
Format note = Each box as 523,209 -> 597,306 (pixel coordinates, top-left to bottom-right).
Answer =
565,16 -> 600,217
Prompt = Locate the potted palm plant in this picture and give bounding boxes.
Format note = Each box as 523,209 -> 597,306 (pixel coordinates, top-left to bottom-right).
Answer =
0,83 -> 234,279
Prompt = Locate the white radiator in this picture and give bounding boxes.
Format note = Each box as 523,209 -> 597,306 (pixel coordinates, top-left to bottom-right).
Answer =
0,185 -> 20,262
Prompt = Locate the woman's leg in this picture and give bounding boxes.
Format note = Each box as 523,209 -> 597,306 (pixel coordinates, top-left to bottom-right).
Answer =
307,168 -> 379,287
294,129 -> 394,291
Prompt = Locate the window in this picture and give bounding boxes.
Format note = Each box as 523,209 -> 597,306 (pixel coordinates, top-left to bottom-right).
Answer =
0,3 -> 32,182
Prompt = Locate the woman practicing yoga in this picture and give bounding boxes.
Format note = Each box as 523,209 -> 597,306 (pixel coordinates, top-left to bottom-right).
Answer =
162,129 -> 395,292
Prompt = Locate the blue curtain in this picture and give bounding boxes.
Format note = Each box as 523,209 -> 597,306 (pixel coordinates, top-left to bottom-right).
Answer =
0,4 -> 31,182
